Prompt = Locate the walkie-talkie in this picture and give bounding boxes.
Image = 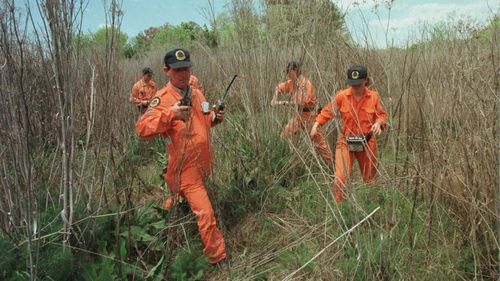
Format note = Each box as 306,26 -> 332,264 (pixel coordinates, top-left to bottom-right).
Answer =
179,87 -> 192,107
177,87 -> 192,122
212,75 -> 238,124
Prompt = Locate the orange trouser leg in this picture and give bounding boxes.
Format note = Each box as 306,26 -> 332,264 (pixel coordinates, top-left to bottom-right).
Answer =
310,127 -> 334,168
281,114 -> 333,168
181,180 -> 227,264
333,141 -> 355,203
164,193 -> 183,210
355,140 -> 378,183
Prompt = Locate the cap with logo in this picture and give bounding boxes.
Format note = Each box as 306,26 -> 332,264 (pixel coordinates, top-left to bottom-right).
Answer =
164,48 -> 192,69
346,65 -> 368,86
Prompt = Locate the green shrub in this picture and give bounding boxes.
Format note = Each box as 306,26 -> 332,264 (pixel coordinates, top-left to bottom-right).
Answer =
216,112 -> 300,227
39,246 -> 75,281
0,235 -> 22,280
169,244 -> 210,281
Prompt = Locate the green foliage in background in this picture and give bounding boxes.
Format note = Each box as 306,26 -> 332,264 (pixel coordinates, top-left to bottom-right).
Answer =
74,26 -> 130,57
151,22 -> 200,47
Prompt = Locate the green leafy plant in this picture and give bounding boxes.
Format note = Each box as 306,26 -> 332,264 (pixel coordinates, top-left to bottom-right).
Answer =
169,244 -> 210,281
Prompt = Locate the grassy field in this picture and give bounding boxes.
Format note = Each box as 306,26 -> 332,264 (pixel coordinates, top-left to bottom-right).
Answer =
0,1 -> 498,280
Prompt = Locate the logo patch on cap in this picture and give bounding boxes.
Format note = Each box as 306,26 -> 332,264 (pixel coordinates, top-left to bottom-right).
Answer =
175,50 -> 186,61
351,71 -> 360,79
150,98 -> 160,107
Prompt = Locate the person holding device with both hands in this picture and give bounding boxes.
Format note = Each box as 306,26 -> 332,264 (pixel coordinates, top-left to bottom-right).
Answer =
135,48 -> 227,267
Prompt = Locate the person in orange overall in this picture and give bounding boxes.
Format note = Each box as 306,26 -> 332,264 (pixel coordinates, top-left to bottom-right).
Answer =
135,48 -> 227,266
311,65 -> 387,203
272,61 -> 333,168
130,67 -> 157,113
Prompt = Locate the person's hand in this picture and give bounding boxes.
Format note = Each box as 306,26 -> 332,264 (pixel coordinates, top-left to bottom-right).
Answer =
171,101 -> 191,121
310,122 -> 319,138
271,99 -> 290,106
371,122 -> 382,136
214,109 -> 224,123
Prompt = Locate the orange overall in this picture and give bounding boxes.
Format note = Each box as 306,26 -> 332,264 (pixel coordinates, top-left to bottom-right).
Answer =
130,78 -> 157,106
135,83 -> 226,264
316,87 -> 387,202
277,75 -> 333,167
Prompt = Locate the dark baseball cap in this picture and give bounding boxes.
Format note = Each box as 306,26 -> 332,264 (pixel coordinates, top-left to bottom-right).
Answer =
164,48 -> 192,69
142,67 -> 153,75
346,65 -> 368,86
286,61 -> 300,73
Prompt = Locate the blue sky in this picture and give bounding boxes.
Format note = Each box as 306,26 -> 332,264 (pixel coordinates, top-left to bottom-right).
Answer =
78,0 -> 229,35
28,0 -> 500,48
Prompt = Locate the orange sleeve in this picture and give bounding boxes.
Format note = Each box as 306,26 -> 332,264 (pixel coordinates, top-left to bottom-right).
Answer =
201,87 -> 222,127
131,83 -> 141,105
303,80 -> 316,107
189,75 -> 204,94
135,105 -> 175,140
189,76 -> 196,85
146,82 -> 158,101
273,83 -> 286,103
316,92 -> 342,125
316,99 -> 334,126
151,81 -> 158,95
277,83 -> 286,93
374,95 -> 388,130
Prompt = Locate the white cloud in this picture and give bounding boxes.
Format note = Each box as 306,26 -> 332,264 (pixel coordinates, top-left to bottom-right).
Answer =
370,17 -> 417,29
407,2 -> 490,21
370,1 -> 494,29
333,0 -> 385,11
344,0 -> 499,47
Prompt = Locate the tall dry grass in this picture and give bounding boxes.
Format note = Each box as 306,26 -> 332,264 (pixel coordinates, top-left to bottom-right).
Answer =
0,0 -> 498,280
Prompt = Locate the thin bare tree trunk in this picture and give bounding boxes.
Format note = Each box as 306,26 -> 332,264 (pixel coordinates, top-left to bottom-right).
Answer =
40,0 -> 83,250
0,1 -> 36,279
